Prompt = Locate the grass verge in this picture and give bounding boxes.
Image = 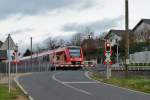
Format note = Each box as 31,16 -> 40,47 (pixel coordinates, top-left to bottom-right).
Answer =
91,72 -> 150,94
0,83 -> 28,100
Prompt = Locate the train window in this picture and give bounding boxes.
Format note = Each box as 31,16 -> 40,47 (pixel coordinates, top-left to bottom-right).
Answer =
57,56 -> 60,60
69,48 -> 81,57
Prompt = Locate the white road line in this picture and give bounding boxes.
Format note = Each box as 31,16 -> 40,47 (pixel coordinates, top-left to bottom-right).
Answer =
84,71 -> 100,83
63,82 -> 99,84
14,74 -> 34,100
85,71 -> 92,79
52,72 -> 92,95
85,71 -> 150,96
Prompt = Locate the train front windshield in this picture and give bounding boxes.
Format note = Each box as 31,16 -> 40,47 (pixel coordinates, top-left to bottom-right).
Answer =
69,48 -> 81,57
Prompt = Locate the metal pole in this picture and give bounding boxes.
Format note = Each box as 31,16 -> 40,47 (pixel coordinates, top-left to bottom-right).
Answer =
5,61 -> 7,76
117,44 -> 119,63
15,61 -> 17,74
106,65 -> 109,79
15,52 -> 17,74
106,64 -> 111,79
8,34 -> 10,93
15,44 -> 18,74
31,37 -> 32,72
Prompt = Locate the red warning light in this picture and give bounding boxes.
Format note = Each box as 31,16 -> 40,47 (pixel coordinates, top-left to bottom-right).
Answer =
105,42 -> 111,51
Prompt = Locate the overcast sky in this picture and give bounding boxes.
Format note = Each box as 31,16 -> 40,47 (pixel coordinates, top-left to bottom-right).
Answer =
0,0 -> 150,50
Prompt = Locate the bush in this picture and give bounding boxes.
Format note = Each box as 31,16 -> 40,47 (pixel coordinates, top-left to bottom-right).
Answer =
139,63 -> 143,66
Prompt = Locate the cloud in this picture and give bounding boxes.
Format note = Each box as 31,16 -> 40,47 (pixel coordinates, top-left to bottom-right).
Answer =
10,28 -> 34,35
0,0 -> 95,20
62,15 -> 124,33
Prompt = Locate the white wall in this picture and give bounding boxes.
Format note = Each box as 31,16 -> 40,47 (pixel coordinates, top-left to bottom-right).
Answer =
130,51 -> 150,63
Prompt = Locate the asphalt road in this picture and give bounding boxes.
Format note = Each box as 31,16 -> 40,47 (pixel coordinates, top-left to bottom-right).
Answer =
18,71 -> 150,100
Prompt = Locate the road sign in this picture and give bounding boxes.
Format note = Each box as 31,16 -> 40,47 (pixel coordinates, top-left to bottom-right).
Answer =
7,50 -> 13,61
104,50 -> 113,65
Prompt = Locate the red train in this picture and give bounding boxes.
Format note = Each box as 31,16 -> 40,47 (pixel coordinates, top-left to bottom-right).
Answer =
19,46 -> 84,70
50,46 -> 84,67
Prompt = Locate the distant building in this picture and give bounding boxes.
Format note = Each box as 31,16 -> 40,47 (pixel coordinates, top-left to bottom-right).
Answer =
0,34 -> 16,61
104,30 -> 129,46
132,19 -> 150,43
0,41 -> 6,61
0,41 -> 3,47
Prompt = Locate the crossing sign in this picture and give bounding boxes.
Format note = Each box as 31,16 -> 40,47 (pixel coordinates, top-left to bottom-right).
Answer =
104,41 -> 113,65
104,51 -> 113,65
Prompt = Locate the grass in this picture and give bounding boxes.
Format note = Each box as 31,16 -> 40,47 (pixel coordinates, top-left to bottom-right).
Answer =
91,72 -> 150,94
0,84 -> 27,100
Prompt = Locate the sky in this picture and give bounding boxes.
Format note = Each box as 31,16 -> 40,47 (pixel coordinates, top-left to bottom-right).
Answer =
0,0 -> 150,51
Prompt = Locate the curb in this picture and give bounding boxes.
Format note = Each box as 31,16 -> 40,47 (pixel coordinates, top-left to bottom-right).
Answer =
85,71 -> 150,96
14,75 -> 34,100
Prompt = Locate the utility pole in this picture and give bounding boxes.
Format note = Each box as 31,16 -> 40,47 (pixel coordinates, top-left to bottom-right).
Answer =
125,0 -> 129,76
31,37 -> 33,72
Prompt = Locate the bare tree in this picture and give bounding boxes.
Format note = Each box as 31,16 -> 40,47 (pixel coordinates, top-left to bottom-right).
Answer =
58,39 -> 66,47
143,27 -> 150,48
46,37 -> 58,49
99,32 -> 107,40
71,33 -> 82,46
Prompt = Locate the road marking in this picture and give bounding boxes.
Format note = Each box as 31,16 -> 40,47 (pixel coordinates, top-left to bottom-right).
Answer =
52,72 -> 92,95
85,71 -> 150,96
85,71 -> 92,79
63,81 -> 99,84
14,74 -> 34,100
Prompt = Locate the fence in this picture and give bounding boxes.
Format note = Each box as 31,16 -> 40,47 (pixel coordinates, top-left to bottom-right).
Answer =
130,51 -> 150,64
0,61 -> 52,75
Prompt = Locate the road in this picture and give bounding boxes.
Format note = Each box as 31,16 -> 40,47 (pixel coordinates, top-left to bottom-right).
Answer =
18,71 -> 150,100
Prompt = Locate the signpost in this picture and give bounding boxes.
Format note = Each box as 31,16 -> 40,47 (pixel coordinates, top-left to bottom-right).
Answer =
104,41 -> 112,79
1,34 -> 16,93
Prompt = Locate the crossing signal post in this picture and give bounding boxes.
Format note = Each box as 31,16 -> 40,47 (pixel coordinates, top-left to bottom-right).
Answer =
104,41 -> 112,79
13,48 -> 20,74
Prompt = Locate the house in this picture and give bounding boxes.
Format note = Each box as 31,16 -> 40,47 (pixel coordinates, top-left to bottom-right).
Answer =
132,19 -> 150,43
104,30 -> 129,46
0,41 -> 6,61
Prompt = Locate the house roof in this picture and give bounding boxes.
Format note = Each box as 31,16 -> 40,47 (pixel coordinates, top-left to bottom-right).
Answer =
133,19 -> 150,32
104,30 -> 127,39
